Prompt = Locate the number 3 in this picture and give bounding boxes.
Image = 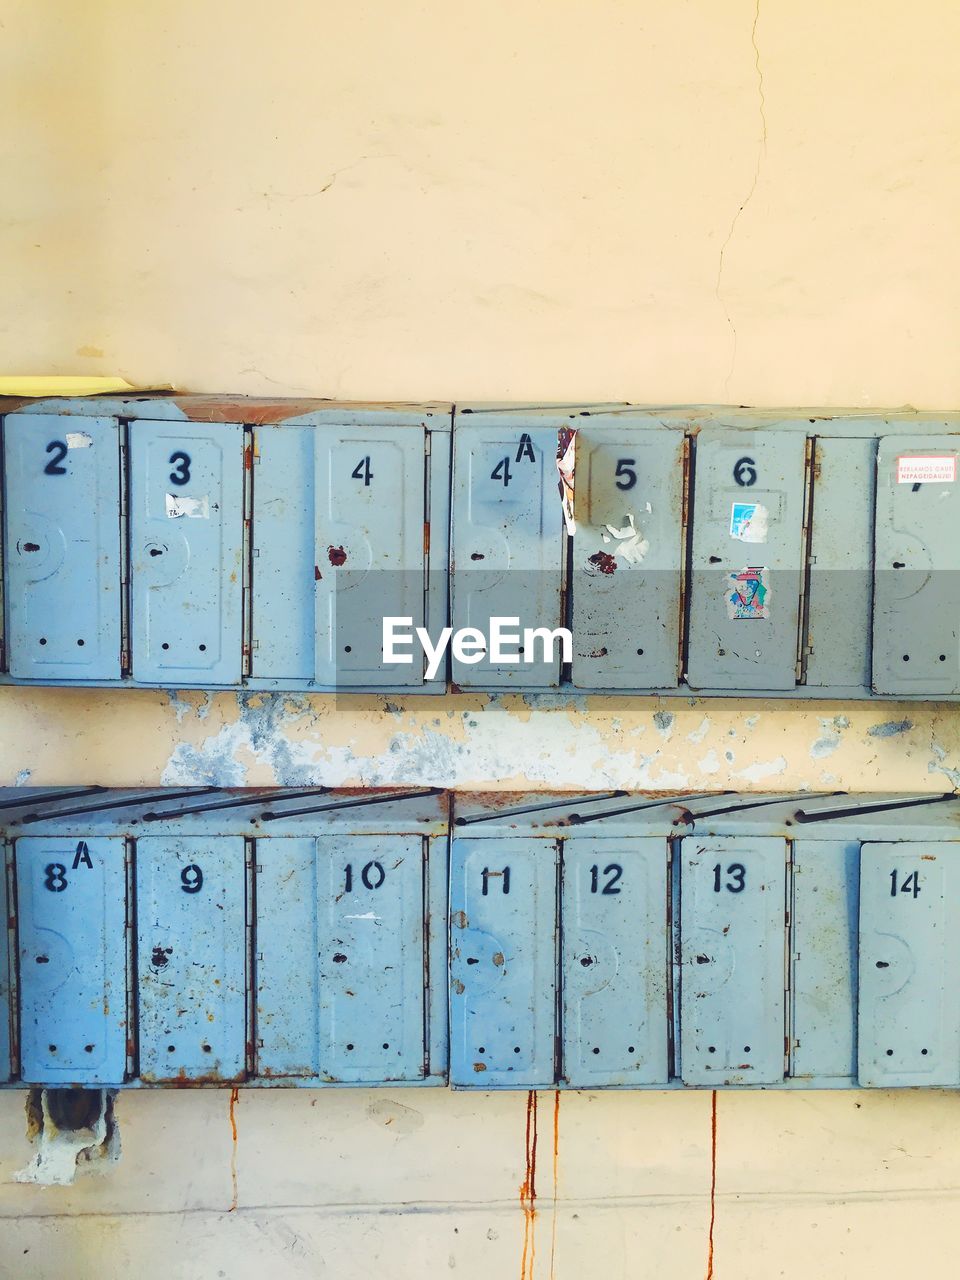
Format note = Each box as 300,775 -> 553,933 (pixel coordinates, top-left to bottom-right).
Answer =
168,451 -> 191,486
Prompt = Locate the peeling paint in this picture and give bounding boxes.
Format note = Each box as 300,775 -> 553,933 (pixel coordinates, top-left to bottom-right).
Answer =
733,756 -> 787,783
868,719 -> 914,738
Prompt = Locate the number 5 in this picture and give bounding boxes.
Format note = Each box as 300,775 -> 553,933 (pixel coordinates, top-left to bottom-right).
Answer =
614,459 -> 637,490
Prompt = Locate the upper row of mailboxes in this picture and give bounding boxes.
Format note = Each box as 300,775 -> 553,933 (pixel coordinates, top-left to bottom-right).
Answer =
3,399 -> 959,697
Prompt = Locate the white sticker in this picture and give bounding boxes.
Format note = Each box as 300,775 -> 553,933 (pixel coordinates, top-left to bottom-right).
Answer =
603,512 -> 649,565
65,431 -> 94,449
896,455 -> 956,484
165,493 -> 209,519
730,501 -> 768,543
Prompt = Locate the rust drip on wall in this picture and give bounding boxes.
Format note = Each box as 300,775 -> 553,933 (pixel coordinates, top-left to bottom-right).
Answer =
228,1086 -> 240,1212
549,1090 -> 560,1279
706,1090 -> 718,1280
519,1090 -> 539,1280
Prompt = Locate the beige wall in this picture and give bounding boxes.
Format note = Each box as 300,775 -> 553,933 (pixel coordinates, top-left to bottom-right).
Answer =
3,1 -> 960,1276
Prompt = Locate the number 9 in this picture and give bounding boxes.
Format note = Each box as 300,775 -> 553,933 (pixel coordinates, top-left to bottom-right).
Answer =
180,863 -> 203,894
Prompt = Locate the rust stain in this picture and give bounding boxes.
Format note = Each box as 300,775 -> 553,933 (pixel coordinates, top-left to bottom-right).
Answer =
520,1090 -> 539,1280
228,1086 -> 240,1212
314,565 -> 323,581
327,544 -> 347,566
706,1090 -> 718,1280
549,1089 -> 560,1279
587,551 -> 617,575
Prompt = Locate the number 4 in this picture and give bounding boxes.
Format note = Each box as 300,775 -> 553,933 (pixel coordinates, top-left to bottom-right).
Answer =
352,456 -> 373,486
491,457 -> 512,486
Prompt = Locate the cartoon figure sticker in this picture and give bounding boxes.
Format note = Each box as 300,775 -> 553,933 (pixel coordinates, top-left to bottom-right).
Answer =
730,501 -> 769,543
727,567 -> 770,620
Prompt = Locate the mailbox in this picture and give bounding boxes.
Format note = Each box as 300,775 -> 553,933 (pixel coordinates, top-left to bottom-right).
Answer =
15,835 -> 127,1085
136,835 -> 247,1083
250,407 -> 450,691
858,841 -> 960,1087
561,836 -> 670,1085
449,837 -> 558,1086
257,833 -> 435,1083
872,436 -> 960,696
679,836 -> 787,1085
570,426 -> 685,690
3,414 -> 122,681
129,420 -> 244,685
450,418 -> 564,688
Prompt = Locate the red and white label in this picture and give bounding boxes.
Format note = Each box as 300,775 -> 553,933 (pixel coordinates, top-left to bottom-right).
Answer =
896,454 -> 956,484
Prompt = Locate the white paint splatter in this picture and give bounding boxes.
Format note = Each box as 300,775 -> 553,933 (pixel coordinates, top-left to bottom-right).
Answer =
687,717 -> 711,744
733,756 -> 788,783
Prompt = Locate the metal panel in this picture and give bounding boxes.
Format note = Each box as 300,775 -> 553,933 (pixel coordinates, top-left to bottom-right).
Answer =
136,836 -> 246,1082
317,835 -> 426,1081
3,414 -> 121,680
451,426 -> 563,688
0,852 -> 9,1081
129,421 -> 243,685
251,427 -> 314,680
680,836 -> 786,1085
687,430 -> 807,690
805,438 -> 875,689
791,840 -> 859,1080
314,429 -> 427,687
571,429 -> 684,689
872,435 -> 960,695
561,837 -> 669,1085
449,837 -> 557,1086
858,841 -> 960,1087
16,836 -> 127,1084
255,837 -> 319,1077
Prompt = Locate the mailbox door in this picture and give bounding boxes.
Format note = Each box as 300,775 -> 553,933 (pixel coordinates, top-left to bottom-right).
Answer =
571,429 -> 684,690
0,853 -> 9,1080
317,835 -> 427,1081
561,837 -> 670,1085
858,842 -> 960,1087
16,836 -> 127,1084
136,836 -> 246,1082
805,438 -> 874,690
314,429 -> 427,687
255,837 -> 319,1077
129,420 -> 243,685
872,436 -> 960,695
449,837 -> 557,1086
687,430 -> 807,690
791,840 -> 859,1080
3,415 -> 121,680
451,426 -> 563,688
680,836 -> 786,1085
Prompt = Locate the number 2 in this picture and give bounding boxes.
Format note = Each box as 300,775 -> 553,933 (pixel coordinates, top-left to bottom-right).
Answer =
44,441 -> 68,475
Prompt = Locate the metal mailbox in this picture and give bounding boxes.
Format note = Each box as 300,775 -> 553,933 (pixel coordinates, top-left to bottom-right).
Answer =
15,834 -> 127,1085
136,835 -> 247,1083
450,419 -> 564,688
129,420 -> 244,685
570,426 -> 685,690
872,436 -> 960,696
3,414 -> 122,681
858,841 -> 960,1087
561,836 -> 670,1085
449,836 -> 558,1086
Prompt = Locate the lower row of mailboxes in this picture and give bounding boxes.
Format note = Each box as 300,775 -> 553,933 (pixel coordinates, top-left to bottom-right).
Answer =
0,833 -> 954,1090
